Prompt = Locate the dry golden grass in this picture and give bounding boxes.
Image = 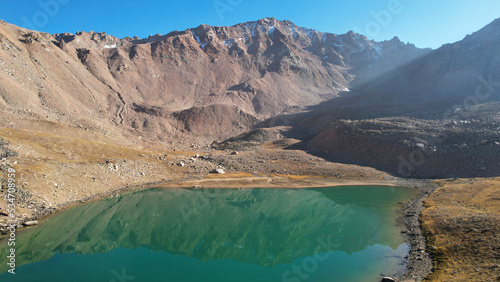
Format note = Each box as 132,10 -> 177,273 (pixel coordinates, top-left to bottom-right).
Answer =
0,127 -> 200,213
204,172 -> 255,179
421,177 -> 500,281
269,174 -> 323,180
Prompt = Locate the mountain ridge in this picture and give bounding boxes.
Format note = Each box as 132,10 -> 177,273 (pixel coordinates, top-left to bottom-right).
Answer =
0,17 -> 429,144
0,17 -> 498,177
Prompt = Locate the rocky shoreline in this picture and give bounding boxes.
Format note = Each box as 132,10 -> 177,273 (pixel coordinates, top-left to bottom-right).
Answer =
397,179 -> 438,282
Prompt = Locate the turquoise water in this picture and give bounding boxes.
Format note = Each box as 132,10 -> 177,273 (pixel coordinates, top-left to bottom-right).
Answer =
0,186 -> 416,282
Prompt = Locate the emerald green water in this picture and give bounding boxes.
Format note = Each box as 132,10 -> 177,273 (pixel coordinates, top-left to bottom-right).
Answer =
0,186 -> 416,282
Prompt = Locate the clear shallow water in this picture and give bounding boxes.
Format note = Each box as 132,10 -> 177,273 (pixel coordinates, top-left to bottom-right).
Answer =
0,186 -> 416,282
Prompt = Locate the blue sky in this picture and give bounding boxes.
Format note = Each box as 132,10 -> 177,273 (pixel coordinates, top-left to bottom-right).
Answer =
1,0 -> 499,49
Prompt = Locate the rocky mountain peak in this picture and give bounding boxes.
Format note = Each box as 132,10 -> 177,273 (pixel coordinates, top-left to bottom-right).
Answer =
0,17 -> 432,144
462,17 -> 500,44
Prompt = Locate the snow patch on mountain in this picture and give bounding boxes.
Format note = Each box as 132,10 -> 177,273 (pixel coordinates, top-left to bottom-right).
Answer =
191,31 -> 208,49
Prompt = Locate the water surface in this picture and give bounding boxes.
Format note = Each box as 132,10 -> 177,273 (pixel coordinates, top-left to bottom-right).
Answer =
0,186 -> 416,281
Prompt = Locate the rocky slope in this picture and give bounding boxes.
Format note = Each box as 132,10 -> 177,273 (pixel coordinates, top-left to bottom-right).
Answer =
308,117 -> 500,178
0,17 -> 498,178
0,17 -> 427,145
296,19 -> 500,178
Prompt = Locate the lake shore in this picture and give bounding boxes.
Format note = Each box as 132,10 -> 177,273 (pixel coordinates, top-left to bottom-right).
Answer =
160,175 -> 438,282
0,129 -> 438,281
1,173 -> 437,282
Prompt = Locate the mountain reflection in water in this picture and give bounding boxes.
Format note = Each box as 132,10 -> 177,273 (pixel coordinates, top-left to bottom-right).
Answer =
0,186 -> 416,281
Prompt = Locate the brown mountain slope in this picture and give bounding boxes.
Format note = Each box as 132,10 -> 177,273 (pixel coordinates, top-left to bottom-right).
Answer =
1,17 -> 498,178
311,18 -> 500,121
300,18 -> 500,178
0,17 -> 427,145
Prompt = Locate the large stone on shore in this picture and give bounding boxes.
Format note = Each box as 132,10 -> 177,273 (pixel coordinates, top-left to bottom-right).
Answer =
211,168 -> 225,174
23,221 -> 39,226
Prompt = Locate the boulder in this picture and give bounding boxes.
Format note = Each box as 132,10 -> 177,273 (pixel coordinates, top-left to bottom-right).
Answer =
23,221 -> 39,226
211,168 -> 225,174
